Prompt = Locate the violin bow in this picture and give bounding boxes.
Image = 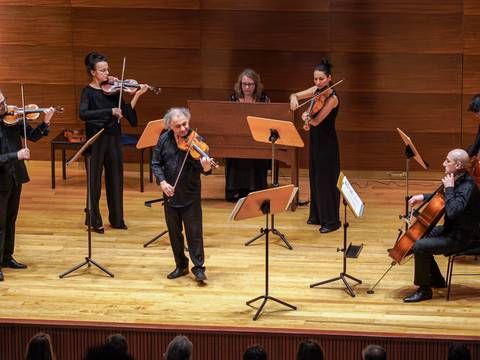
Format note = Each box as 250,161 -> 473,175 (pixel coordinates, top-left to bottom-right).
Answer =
20,84 -> 28,150
172,128 -> 197,190
117,56 -> 126,123
295,79 -> 344,110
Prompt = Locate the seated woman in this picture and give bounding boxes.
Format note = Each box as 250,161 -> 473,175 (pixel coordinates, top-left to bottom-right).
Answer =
225,69 -> 270,201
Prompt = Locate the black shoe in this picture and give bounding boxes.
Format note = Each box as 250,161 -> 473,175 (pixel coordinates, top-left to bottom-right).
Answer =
319,223 -> 341,234
0,271 -> 3,281
167,267 -> 189,280
403,286 -> 433,303
92,226 -> 104,234
2,257 -> 27,269
112,224 -> 128,230
194,270 -> 207,283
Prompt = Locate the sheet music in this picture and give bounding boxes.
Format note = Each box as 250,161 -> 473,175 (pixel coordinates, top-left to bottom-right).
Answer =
340,175 -> 364,217
228,196 -> 246,221
286,187 -> 299,210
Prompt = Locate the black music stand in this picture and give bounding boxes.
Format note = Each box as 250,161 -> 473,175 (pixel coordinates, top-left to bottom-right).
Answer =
59,128 -> 114,278
396,128 -> 429,230
136,120 -> 168,247
230,184 -> 298,320
245,116 -> 304,249
310,172 -> 364,297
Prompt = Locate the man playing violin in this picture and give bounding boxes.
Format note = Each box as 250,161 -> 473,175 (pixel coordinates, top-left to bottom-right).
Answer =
0,89 -> 55,281
152,107 -> 211,283
404,149 -> 480,302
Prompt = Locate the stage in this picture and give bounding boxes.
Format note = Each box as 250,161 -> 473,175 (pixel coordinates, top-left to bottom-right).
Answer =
1,162 -> 480,359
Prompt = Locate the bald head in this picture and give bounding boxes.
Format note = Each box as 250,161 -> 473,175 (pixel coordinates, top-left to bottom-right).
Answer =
448,149 -> 469,167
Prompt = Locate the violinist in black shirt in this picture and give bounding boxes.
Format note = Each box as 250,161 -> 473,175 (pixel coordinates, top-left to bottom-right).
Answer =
152,107 -> 211,283
79,52 -> 147,234
0,89 -> 55,281
404,149 -> 480,302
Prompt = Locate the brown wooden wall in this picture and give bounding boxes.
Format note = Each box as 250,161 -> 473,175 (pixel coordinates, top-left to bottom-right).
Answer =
0,0 -> 478,171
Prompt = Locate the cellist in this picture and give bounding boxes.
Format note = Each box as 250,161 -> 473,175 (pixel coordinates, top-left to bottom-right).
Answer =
404,149 -> 480,302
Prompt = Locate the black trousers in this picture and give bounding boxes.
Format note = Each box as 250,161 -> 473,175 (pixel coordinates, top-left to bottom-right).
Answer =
413,226 -> 474,287
86,133 -> 125,228
164,201 -> 205,273
0,183 -> 22,264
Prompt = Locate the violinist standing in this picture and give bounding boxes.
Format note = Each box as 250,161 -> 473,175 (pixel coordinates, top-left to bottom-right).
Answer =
79,52 -> 148,234
404,149 -> 480,302
0,89 -> 55,281
152,107 -> 211,283
290,59 -> 341,234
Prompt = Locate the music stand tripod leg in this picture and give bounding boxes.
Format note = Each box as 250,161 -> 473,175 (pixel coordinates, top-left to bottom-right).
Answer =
144,230 -> 168,247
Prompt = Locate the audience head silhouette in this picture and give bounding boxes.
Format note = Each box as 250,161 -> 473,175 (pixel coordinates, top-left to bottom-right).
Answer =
25,333 -> 55,360
362,344 -> 387,360
296,340 -> 324,360
243,345 -> 267,360
448,344 -> 471,360
164,335 -> 193,360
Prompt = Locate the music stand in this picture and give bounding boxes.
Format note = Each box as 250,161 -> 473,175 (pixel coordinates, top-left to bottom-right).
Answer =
230,184 -> 298,320
136,120 -> 167,247
245,116 -> 304,249
59,128 -> 114,278
396,128 -> 429,230
310,172 -> 364,297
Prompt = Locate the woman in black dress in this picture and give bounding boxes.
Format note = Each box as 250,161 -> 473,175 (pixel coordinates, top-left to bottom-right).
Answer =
79,52 -> 147,233
225,68 -> 270,201
290,59 -> 341,233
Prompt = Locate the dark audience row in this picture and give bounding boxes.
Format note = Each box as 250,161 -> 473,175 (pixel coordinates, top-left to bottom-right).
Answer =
24,332 -> 473,359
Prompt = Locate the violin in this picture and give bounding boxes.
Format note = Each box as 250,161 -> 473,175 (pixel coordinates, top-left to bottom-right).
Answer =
2,104 -> 64,126
101,76 -> 161,95
176,129 -> 218,168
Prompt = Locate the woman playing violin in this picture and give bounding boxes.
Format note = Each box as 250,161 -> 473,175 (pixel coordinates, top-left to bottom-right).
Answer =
0,89 -> 55,281
152,107 -> 211,283
79,52 -> 148,234
225,69 -> 270,202
290,59 -> 341,234
404,149 -> 480,302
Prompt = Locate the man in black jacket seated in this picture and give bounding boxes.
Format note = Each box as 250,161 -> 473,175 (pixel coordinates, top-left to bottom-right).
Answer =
152,107 -> 211,283
0,90 -> 55,281
404,148 -> 480,302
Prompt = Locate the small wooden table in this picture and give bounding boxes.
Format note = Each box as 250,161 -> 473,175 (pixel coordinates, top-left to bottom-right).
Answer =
50,132 -> 153,192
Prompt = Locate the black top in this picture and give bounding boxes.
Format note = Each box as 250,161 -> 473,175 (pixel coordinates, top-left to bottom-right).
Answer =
228,92 -> 270,103
152,130 -> 210,208
467,124 -> 480,157
79,86 -> 137,139
425,172 -> 480,243
0,121 -> 49,190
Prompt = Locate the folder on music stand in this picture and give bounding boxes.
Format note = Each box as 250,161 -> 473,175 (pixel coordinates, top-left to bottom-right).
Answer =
396,128 -> 428,170
244,116 -> 303,249
230,184 -> 298,321
66,128 -> 104,166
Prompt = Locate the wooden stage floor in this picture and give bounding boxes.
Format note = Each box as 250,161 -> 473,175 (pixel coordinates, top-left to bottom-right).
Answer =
2,161 -> 480,339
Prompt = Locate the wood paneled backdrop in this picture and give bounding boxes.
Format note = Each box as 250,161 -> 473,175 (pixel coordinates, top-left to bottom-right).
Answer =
0,0 -> 479,170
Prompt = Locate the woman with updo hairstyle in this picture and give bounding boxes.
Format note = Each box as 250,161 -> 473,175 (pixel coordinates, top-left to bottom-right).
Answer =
79,52 -> 148,233
25,333 -> 56,360
290,59 -> 341,234
225,68 -> 270,201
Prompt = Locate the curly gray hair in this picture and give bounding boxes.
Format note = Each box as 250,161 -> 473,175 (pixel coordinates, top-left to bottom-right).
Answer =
163,107 -> 191,129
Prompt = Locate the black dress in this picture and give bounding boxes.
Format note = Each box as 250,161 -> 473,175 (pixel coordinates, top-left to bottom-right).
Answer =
308,89 -> 341,228
79,86 -> 137,229
225,93 -> 270,200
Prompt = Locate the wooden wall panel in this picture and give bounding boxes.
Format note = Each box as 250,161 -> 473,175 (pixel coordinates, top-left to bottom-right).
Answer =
464,16 -> 480,55
331,13 -> 462,54
464,0 -> 480,15
0,6 -> 71,45
70,0 -> 199,9
201,11 -> 329,51
462,55 -> 480,94
201,0 -> 329,11
0,1 -> 68,6
332,0 -> 462,14
332,53 -> 462,94
72,8 -> 200,49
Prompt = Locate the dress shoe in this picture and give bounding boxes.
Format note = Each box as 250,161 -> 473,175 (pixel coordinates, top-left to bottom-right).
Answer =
403,286 -> 433,303
112,224 -> 128,230
2,257 -> 27,269
0,271 -> 4,281
92,226 -> 104,234
167,267 -> 189,280
319,223 -> 341,234
194,270 -> 207,283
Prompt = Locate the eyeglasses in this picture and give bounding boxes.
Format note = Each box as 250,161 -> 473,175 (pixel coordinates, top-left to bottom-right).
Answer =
241,82 -> 255,87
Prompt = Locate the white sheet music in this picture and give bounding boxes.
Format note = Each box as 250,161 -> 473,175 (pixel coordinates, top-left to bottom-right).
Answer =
339,175 -> 364,217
